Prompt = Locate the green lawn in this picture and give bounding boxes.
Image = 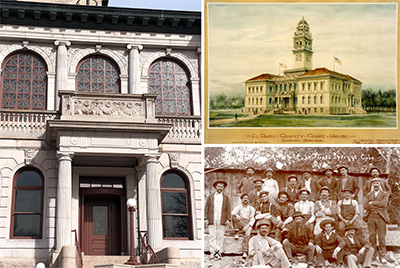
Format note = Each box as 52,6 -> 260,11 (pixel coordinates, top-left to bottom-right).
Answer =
209,111 -> 246,120
209,112 -> 397,128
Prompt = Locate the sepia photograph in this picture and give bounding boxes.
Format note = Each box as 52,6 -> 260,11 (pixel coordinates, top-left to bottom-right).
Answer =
204,146 -> 400,268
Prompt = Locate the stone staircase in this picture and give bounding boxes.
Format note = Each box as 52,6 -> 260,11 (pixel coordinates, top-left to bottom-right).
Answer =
83,255 -> 130,268
350,106 -> 366,114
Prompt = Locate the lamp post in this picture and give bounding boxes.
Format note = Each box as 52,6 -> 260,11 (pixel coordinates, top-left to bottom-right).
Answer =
125,198 -> 142,265
36,263 -> 46,268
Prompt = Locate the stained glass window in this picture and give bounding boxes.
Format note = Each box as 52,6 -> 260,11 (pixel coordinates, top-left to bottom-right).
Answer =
148,60 -> 191,115
0,52 -> 47,110
76,56 -> 120,93
161,171 -> 192,239
11,168 -> 44,239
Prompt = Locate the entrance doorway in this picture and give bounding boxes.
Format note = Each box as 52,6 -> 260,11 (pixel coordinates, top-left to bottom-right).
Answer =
79,177 -> 126,255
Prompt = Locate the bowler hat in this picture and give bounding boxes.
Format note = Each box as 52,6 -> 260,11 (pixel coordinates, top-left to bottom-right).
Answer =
298,187 -> 310,195
287,174 -> 298,181
252,178 -> 264,184
369,167 -> 381,174
264,168 -> 275,175
319,186 -> 331,194
337,166 -> 349,172
256,219 -> 272,229
371,177 -> 381,183
277,191 -> 289,198
213,180 -> 227,189
245,167 -> 255,173
320,219 -> 336,230
240,193 -> 249,199
342,188 -> 354,193
344,224 -> 359,231
323,168 -> 334,174
293,211 -> 304,219
259,190 -> 269,197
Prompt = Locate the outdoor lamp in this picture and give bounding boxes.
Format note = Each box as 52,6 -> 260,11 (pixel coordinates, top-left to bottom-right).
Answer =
125,198 -> 141,265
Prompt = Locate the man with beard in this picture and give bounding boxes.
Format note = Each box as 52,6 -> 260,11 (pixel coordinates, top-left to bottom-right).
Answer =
282,174 -> 300,203
254,191 -> 278,235
364,178 -> 390,264
363,167 -> 391,196
262,168 -> 279,201
205,180 -> 231,259
282,212 -> 315,267
315,219 -> 345,268
294,187 -> 315,234
317,168 -> 339,201
337,166 -> 359,199
231,193 -> 256,258
247,219 -> 291,268
248,178 -> 264,207
238,167 -> 256,195
272,191 -> 294,241
342,225 -> 374,268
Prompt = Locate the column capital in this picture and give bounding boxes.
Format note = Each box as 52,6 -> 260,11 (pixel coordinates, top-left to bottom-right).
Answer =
145,154 -> 161,163
54,40 -> 71,47
56,151 -> 74,161
127,44 -> 143,51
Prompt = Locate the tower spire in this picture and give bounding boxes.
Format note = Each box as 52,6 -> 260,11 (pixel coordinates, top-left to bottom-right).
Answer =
292,17 -> 313,72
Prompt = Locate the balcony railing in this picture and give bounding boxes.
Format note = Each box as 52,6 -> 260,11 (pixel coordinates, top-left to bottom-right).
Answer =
157,115 -> 201,141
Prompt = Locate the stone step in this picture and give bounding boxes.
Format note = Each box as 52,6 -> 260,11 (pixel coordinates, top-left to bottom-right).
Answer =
83,255 -> 130,268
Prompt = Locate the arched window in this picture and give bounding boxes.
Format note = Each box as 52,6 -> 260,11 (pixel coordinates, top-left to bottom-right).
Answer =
11,167 -> 44,238
314,96 -> 317,104
148,59 -> 192,116
0,52 -> 47,110
76,55 -> 120,93
160,171 -> 192,239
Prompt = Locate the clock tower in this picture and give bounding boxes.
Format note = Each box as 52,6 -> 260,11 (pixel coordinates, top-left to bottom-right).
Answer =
292,17 -> 313,72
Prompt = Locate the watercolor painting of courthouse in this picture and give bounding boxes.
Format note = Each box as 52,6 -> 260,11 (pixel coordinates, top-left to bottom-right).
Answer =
206,3 -> 397,129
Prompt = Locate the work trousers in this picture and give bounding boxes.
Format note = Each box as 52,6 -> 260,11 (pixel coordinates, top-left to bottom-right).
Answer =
367,212 -> 387,257
344,247 -> 374,268
282,239 -> 315,264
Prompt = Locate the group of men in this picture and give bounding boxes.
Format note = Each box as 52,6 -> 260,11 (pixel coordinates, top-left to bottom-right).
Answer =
205,166 -> 392,268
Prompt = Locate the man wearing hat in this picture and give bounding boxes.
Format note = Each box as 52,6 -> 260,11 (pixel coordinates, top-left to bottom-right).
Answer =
248,178 -> 264,207
231,193 -> 256,258
205,180 -> 231,259
337,166 -> 359,199
315,219 -> 346,268
342,224 -> 374,268
363,167 -> 391,196
238,167 -> 256,194
247,219 -> 291,268
337,188 -> 360,236
364,177 -> 390,264
283,212 -> 315,267
272,191 -> 294,241
281,174 -> 300,203
294,187 -> 315,234
317,168 -> 339,201
299,169 -> 318,201
262,168 -> 279,201
314,186 -> 338,236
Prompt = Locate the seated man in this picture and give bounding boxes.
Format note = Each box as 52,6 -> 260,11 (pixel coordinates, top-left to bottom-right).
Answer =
247,219 -> 291,268
282,212 -> 315,267
231,193 -> 255,258
337,189 -> 360,236
294,187 -> 315,234
315,219 -> 345,268
342,224 -> 374,268
272,191 -> 294,241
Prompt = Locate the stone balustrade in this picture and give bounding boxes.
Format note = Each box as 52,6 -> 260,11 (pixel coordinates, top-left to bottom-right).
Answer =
156,115 -> 201,142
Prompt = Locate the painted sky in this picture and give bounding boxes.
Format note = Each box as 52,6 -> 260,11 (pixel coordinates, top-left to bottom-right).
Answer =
207,3 -> 398,97
108,0 -> 201,11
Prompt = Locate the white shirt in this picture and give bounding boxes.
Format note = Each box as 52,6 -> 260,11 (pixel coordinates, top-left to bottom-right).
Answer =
304,179 -> 311,192
294,200 -> 315,223
232,204 -> 256,226
214,192 -> 223,225
262,178 -> 279,199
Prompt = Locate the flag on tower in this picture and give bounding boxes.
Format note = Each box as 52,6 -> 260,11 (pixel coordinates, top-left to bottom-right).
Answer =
334,56 -> 342,65
279,63 -> 288,69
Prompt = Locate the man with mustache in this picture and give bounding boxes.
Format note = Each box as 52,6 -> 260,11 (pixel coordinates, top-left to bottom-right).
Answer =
248,178 -> 265,207
231,193 -> 256,258
272,191 -> 294,241
317,168 -> 339,201
282,174 -> 300,203
294,187 -> 315,234
262,168 -> 279,201
342,224 -> 374,268
282,212 -> 315,267
315,219 -> 345,268
238,167 -> 256,194
337,166 -> 359,200
337,188 -> 360,236
363,167 -> 391,196
247,219 -> 291,268
314,186 -> 337,236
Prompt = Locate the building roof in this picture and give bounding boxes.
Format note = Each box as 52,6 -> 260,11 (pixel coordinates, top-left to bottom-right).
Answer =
246,73 -> 280,82
0,0 -> 200,35
300,67 -> 361,83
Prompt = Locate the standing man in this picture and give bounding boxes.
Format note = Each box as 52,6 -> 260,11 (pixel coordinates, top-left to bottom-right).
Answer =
299,169 -> 317,201
337,166 -> 359,199
231,193 -> 256,258
205,180 -> 231,259
262,168 -> 279,201
248,178 -> 264,207
337,189 -> 360,236
363,167 -> 391,195
294,187 -> 315,234
282,174 -> 300,203
317,168 -> 339,201
342,225 -> 374,268
238,167 -> 256,194
364,177 -> 390,264
282,212 -> 315,267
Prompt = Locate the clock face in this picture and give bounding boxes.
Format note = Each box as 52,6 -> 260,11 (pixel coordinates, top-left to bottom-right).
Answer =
296,54 -> 302,61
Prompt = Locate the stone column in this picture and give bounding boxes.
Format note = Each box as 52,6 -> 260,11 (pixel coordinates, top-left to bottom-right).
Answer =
54,41 -> 71,108
56,152 -> 74,250
127,44 -> 143,94
145,154 -> 162,249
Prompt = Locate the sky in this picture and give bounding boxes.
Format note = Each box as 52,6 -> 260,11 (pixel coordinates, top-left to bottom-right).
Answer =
108,0 -> 201,11
207,3 -> 398,97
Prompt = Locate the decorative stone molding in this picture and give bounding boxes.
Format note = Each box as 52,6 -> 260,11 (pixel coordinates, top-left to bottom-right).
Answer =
165,48 -> 172,56
73,98 -> 144,117
127,44 -> 143,51
24,149 -> 37,164
22,40 -> 29,48
168,153 -> 180,168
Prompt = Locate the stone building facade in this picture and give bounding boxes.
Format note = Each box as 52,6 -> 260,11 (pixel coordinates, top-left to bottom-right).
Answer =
0,0 -> 201,267
245,18 -> 364,115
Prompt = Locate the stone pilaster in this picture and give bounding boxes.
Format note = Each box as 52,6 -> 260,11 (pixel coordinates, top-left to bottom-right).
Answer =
56,152 -> 74,250
145,154 -> 162,249
127,44 -> 143,94
54,40 -> 71,108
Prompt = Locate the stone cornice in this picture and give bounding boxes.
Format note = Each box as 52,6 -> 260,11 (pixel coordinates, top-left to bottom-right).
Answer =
0,1 -> 201,35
